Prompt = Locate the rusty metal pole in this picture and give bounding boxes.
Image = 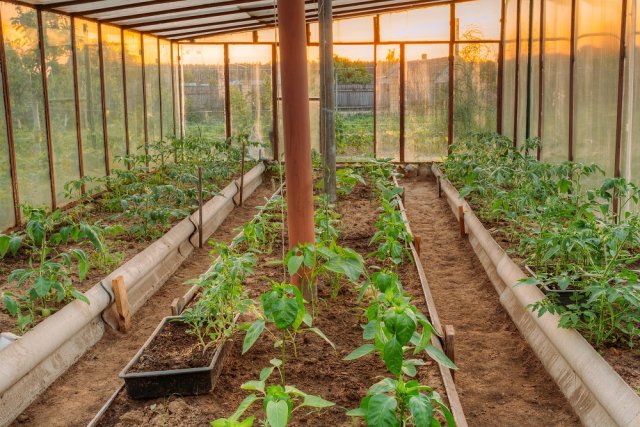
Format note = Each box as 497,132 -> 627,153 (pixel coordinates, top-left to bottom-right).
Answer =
277,0 -> 316,300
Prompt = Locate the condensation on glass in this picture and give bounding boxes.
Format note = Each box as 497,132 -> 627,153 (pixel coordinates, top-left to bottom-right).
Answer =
101,24 -> 126,170
405,44 -> 449,161
43,11 -> 80,204
180,44 -> 226,142
75,19 -> 105,178
2,3 -> 52,209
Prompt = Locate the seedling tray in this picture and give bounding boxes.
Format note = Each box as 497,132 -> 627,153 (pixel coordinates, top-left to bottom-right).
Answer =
119,316 -> 231,400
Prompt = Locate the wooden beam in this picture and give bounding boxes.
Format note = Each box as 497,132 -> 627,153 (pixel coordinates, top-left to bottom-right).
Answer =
112,276 -> 132,332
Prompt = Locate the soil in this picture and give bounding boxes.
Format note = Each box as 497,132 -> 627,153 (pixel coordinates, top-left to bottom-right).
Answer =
10,181 -> 277,427
401,175 -> 582,427
0,169 -> 249,333
129,321 -> 217,372
94,182 -> 446,427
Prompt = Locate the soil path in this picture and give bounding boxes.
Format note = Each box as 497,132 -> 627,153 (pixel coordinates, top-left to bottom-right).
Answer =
402,175 -> 581,427
11,183 -> 276,427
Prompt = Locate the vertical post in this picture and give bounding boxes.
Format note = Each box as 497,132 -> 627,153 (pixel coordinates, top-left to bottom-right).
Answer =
525,0 -> 534,141
121,29 -> 131,157
178,45 -> 185,139
224,43 -> 231,140
0,8 -> 21,223
98,24 -> 110,176
141,33 -> 149,160
271,43 -> 279,160
277,0 -> 316,299
537,0 -> 545,160
513,0 -> 521,146
614,0 -> 629,218
568,0 -> 576,161
170,42 -> 177,137
198,166 -> 203,249
448,3 -> 455,150
319,0 -> 336,202
37,9 -> 57,209
458,205 -> 465,237
373,15 -> 379,157
239,137 -> 245,207
497,0 -> 506,134
157,38 -> 163,142
71,17 -> 86,186
399,43 -> 406,163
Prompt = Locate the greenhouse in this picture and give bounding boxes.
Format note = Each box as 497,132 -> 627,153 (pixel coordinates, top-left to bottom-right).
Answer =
0,0 -> 638,426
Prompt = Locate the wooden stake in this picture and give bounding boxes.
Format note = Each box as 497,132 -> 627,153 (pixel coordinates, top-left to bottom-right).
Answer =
198,166 -> 203,248
437,176 -> 442,198
458,205 -> 465,237
414,235 -> 422,256
112,276 -> 131,332
171,296 -> 185,316
444,324 -> 456,379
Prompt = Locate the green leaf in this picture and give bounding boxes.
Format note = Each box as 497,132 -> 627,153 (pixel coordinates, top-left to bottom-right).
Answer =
229,394 -> 258,422
242,320 -> 265,354
324,255 -> 364,283
259,366 -> 274,382
33,276 -> 52,298
287,255 -> 304,276
344,343 -> 376,361
265,400 -> 289,427
241,380 -> 265,393
425,344 -> 457,370
9,235 -> 23,256
307,327 -> 335,350
368,378 -> 396,394
346,408 -> 366,417
0,235 -> 10,258
386,312 -> 415,346
272,298 -> 299,330
366,394 -> 399,427
408,394 -> 434,427
80,223 -> 104,252
70,289 -> 90,304
3,294 -> 19,316
71,249 -> 89,281
302,394 -> 334,408
383,336 -> 404,375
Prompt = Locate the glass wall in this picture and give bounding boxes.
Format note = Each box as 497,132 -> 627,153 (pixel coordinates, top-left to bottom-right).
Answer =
2,4 -> 51,209
101,25 -> 126,169
159,39 -> 174,140
376,44 -> 400,161
502,0 -> 518,140
380,6 -> 450,41
0,56 -> 13,229
75,19 -> 105,178
406,44 -> 449,161
43,12 -> 79,204
124,31 -> 145,154
573,0 -> 622,177
143,35 -> 161,144
180,44 -> 225,141
541,0 -> 571,162
622,0 -> 640,188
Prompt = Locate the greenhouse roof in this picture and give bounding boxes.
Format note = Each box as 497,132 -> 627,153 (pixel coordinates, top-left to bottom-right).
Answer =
17,0 -> 461,41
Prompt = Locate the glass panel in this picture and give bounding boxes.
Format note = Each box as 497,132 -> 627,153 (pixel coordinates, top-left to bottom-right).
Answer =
456,0 -> 502,40
0,52 -> 14,229
159,39 -> 174,139
123,31 -> 145,154
180,44 -> 225,141
101,24 -> 126,170
541,0 -> 571,162
173,43 -> 181,138
573,0 -> 621,178
229,44 -> 273,156
196,31 -> 254,43
454,43 -> 499,142
309,16 -> 374,43
405,44 -> 449,162
502,0 -> 518,140
529,0 -> 541,139
380,6 -> 450,42
307,47 -> 320,152
257,28 -> 277,43
376,45 -> 400,161
622,0 -> 640,189
334,45 -> 374,160
43,12 -> 79,204
516,0 -> 530,145
75,19 -> 105,178
2,4 -> 52,209
143,35 -> 161,143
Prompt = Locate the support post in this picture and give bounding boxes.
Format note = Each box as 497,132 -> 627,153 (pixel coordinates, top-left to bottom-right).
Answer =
458,205 -> 465,237
224,44 -> 231,140
120,29 -> 131,158
414,235 -> 422,256
497,0 -> 506,134
271,44 -> 279,161
444,324 -> 456,379
278,0 -> 316,300
319,0 -> 336,202
448,4 -> 455,150
112,276 -> 131,332
399,43 -> 406,162
198,166 -> 203,249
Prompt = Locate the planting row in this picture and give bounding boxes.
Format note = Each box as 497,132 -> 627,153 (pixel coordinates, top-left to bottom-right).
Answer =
0,135 -> 259,334
443,133 -> 639,391
99,161 -> 458,426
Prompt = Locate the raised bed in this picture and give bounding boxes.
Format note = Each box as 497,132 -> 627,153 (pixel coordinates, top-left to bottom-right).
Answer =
432,163 -> 640,427
89,173 -> 468,426
0,163 -> 265,427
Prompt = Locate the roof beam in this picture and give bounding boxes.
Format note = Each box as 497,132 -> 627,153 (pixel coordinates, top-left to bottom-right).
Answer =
96,0 -> 261,22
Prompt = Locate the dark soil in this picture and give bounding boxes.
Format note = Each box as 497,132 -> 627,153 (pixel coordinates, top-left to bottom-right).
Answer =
402,175 -> 581,426
95,183 -> 446,427
11,182 -> 276,427
129,321 -> 217,373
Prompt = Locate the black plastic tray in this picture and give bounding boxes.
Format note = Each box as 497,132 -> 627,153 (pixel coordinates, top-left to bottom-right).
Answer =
119,316 -> 230,400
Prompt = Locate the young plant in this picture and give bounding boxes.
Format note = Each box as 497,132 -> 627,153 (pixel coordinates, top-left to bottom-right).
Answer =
211,358 -> 334,427
336,167 -> 366,196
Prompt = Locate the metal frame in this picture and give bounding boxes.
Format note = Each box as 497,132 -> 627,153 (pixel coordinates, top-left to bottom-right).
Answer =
399,43 -> 406,162
536,0 -> 544,160
614,0 -> 628,180
141,32 -> 149,158
224,43 -> 231,140
271,43 -> 279,160
121,28 -> 131,157
513,0 -> 521,145
448,2 -> 455,150
37,9 -> 57,209
157,37 -> 163,141
0,5 -> 21,223
568,0 -> 576,161
170,42 -> 177,137
497,0 -> 506,134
